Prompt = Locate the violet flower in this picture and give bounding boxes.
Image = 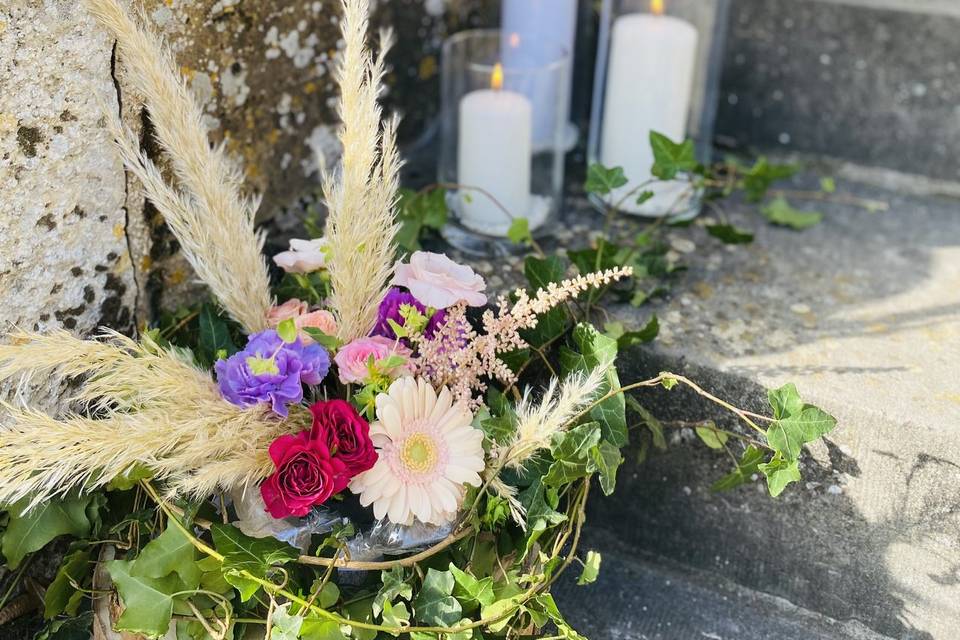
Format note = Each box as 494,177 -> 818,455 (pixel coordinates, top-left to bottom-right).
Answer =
371,288 -> 446,342
215,329 -> 330,417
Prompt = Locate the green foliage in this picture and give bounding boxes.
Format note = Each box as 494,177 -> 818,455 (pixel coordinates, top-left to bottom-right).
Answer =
414,568 -> 462,627
275,271 -> 329,307
762,196 -> 823,230
450,564 -> 495,614
395,187 -> 449,251
271,603 -> 305,640
211,523 -> 299,601
277,317 -> 299,343
506,217 -> 532,245
758,453 -> 802,497
577,551 -> 601,585
764,383 -> 837,462
604,315 -> 659,349
694,422 -> 728,450
711,445 -> 765,492
706,223 -> 754,244
44,547 -> 91,619
649,131 -> 697,180
198,303 -> 238,365
740,157 -> 798,202
584,163 -> 628,196
107,559 -> 184,637
2,493 -> 98,569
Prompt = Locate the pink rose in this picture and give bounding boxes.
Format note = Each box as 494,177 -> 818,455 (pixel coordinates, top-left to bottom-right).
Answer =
334,336 -> 412,384
273,238 -> 328,274
267,299 -> 338,345
392,251 -> 487,309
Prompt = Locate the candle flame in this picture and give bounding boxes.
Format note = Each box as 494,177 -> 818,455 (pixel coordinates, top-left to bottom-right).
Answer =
491,63 -> 504,91
508,32 -> 521,48
651,0 -> 665,15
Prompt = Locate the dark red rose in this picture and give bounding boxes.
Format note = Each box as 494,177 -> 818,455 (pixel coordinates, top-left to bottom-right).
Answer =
309,399 -> 378,478
260,430 -> 349,519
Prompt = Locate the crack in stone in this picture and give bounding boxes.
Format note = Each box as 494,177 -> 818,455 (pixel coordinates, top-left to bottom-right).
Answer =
110,39 -> 141,337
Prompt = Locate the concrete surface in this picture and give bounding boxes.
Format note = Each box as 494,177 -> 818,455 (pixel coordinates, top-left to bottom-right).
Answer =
716,0 -> 960,182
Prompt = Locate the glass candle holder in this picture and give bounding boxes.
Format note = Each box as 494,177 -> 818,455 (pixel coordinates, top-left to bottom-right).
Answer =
588,0 -> 731,220
439,29 -> 571,255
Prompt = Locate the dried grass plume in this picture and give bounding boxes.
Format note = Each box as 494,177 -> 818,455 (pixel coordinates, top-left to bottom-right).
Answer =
85,0 -> 273,334
322,0 -> 401,341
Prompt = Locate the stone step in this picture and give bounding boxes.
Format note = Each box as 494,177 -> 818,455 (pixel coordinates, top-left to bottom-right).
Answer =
553,527 -> 892,640
715,0 -> 960,182
594,169 -> 960,638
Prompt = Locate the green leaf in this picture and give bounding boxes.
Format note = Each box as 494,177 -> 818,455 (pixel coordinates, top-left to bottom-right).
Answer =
301,618 -> 349,640
741,157 -> 798,202
545,422 -> 602,487
765,405 -> 837,461
820,176 -> 836,193
381,599 -> 411,629
2,494 -> 94,569
106,463 -> 154,491
694,422 -> 728,450
277,317 -> 298,344
107,559 -> 181,638
584,163 -> 628,196
578,551 -> 601,585
34,611 -> 95,640
524,255 -> 567,290
519,477 -> 567,531
762,197 -> 822,230
568,323 -> 627,448
344,595 -> 378,640
413,568 -> 462,627
706,224 -> 754,244
711,445 -> 765,492
271,603 -> 304,640
198,304 -> 237,363
759,453 -> 802,497
374,566 -> 413,616
649,131 -> 697,180
604,315 -> 658,348
588,441 -> 623,495
506,217 -> 532,245
210,523 -> 299,601
131,524 -> 200,590
302,327 -> 343,352
660,374 -> 679,390
44,548 -> 91,619
395,188 -> 449,251
636,190 -> 655,206
767,382 -> 803,420
449,564 -> 495,614
625,396 -> 666,450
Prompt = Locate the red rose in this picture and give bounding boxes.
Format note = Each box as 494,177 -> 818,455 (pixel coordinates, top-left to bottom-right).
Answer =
260,430 -> 349,519
309,399 -> 378,478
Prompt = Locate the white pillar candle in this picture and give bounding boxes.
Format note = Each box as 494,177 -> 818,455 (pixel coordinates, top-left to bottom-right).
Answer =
457,66 -> 532,236
600,11 -> 699,216
501,0 -> 577,150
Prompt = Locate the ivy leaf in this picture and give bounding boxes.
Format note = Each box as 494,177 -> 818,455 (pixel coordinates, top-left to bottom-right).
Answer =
650,131 -> 697,180
762,197 -> 822,230
211,523 -> 299,601
107,559 -> 182,638
544,422 -> 602,487
131,524 -> 200,590
381,600 -> 411,629
519,477 -> 567,532
587,441 -> 623,495
767,382 -> 804,420
198,304 -> 237,364
33,612 -> 95,640
344,595 -> 378,640
568,323 -> 627,448
625,396 -> 666,450
521,255 -> 570,348
413,568 -> 462,627
507,217 -> 532,245
758,453 -> 802,497
374,566 -> 413,616
44,548 -> 91,619
301,617 -> 349,640
395,188 -> 449,251
604,315 -> 658,348
694,422 -> 728,450
766,405 -> 837,462
578,551 -> 601,585
584,163 -> 628,196
2,494 -> 94,569
271,603 -> 304,640
449,563 -> 495,614
711,445 -> 765,492
741,157 -> 798,201
636,190 -> 655,206
706,224 -> 754,245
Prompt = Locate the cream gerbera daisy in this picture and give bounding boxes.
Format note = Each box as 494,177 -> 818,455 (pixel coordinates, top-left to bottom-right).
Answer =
350,377 -> 485,526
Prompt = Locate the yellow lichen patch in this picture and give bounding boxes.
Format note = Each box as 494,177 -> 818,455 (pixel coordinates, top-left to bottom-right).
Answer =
113,223 -> 126,239
0,113 -> 16,134
139,255 -> 153,272
266,129 -> 281,145
167,268 -> 187,286
304,82 -> 317,95
180,65 -> 195,80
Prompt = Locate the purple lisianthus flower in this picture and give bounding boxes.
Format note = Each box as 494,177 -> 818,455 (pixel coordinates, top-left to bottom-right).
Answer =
371,287 -> 447,342
215,329 -> 330,417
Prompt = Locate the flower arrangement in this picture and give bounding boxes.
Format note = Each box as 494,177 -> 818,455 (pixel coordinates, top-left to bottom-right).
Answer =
0,0 -> 838,638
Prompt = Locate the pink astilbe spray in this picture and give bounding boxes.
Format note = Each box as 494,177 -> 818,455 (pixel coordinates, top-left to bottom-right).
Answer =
414,266 -> 633,407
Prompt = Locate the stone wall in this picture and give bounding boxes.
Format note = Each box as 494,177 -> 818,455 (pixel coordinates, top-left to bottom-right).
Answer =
0,0 -> 493,351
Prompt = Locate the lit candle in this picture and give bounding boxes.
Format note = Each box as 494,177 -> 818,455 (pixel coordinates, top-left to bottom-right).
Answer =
600,0 -> 699,216
457,63 -> 532,236
501,0 -> 577,150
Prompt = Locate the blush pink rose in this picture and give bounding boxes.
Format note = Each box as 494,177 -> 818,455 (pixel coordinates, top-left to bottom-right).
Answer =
273,238 -> 328,274
267,299 -> 337,345
334,336 -> 412,384
392,251 -> 487,309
